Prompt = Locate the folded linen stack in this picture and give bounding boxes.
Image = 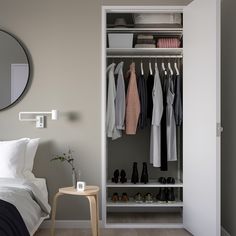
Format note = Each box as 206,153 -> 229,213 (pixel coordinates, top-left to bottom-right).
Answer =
157,38 -> 181,48
135,34 -> 156,48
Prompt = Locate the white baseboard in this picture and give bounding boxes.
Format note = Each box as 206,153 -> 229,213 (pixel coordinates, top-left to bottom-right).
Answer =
221,226 -> 231,236
40,220 -> 102,229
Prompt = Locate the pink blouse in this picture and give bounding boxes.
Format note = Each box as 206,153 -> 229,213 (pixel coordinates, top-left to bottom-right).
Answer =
125,63 -> 140,135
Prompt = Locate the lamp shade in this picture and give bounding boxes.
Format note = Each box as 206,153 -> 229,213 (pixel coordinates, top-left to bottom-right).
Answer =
51,110 -> 58,120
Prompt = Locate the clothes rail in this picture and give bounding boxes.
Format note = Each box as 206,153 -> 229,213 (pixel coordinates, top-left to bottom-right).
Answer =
107,55 -> 183,58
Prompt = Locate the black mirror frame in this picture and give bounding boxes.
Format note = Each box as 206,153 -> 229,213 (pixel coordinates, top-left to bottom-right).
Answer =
0,29 -> 31,111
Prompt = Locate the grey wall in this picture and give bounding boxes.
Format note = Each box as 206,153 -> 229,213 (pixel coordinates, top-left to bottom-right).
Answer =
0,0 -> 190,221
221,0 -> 236,234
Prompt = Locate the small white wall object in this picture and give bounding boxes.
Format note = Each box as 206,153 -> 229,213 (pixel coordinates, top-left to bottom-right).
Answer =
19,110 -> 58,128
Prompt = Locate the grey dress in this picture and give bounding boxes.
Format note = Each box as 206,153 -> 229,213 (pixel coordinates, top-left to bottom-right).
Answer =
150,63 -> 163,167
166,75 -> 177,161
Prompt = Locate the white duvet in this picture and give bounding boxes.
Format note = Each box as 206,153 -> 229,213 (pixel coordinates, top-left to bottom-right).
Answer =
0,178 -> 51,235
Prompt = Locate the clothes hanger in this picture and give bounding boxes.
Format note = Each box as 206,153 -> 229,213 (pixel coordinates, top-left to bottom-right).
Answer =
168,61 -> 173,75
174,61 -> 180,75
149,59 -> 153,75
140,58 -> 144,76
154,58 -> 158,70
161,61 -> 167,75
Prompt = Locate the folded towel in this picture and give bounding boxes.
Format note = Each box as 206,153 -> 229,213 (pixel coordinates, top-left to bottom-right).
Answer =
136,39 -> 156,44
157,38 -> 181,48
137,34 -> 154,40
135,44 -> 156,48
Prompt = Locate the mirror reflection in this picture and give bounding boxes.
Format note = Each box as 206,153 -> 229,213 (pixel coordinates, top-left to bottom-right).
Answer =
0,30 -> 30,110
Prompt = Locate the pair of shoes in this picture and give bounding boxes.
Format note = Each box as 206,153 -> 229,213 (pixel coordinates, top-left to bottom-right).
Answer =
134,192 -> 153,203
111,192 -> 119,202
144,193 -> 153,203
131,162 -> 149,184
134,192 -> 143,203
112,169 -> 127,183
111,192 -> 129,202
121,192 -> 129,202
156,188 -> 176,203
158,177 -> 175,184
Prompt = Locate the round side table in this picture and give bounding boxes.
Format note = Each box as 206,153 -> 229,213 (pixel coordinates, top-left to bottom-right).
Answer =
51,186 -> 99,236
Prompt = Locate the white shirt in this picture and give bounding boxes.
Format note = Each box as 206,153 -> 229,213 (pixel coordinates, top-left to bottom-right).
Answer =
106,63 -> 122,140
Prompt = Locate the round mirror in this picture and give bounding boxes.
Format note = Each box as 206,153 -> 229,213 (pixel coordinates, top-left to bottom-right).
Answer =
0,30 -> 30,111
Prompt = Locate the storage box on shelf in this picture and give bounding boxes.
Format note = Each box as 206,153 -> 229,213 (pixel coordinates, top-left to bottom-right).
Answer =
108,33 -> 133,48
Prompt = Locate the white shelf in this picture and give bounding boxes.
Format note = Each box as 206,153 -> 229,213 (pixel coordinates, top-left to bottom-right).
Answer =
106,199 -> 183,208
107,27 -> 183,36
106,179 -> 183,188
106,48 -> 183,56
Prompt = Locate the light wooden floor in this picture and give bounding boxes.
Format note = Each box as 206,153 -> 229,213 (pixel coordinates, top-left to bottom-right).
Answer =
35,228 -> 192,236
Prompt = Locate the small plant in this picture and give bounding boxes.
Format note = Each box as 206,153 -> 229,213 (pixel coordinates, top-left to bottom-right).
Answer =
51,149 -> 75,172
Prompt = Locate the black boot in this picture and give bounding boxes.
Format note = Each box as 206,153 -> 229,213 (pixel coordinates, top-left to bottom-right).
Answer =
131,162 -> 139,184
112,169 -> 119,183
120,169 -> 127,183
140,162 -> 149,184
166,188 -> 175,202
156,188 -> 167,202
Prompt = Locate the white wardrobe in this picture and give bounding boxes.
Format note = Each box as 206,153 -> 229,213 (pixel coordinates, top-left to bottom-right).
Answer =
101,1 -> 221,236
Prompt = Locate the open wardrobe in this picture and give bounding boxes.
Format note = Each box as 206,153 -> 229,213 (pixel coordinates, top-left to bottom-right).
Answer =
101,1 -> 221,236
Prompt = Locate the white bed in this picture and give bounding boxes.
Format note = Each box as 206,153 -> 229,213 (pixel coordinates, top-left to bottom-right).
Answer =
0,138 -> 51,235
0,177 -> 51,236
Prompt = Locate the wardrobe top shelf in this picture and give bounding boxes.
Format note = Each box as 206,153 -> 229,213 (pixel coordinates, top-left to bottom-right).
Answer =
106,27 -> 183,36
106,179 -> 183,188
107,48 -> 183,56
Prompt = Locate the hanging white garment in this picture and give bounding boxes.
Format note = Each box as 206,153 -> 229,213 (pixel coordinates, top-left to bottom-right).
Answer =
114,61 -> 125,131
106,63 -> 122,140
150,63 -> 163,167
166,75 -> 177,161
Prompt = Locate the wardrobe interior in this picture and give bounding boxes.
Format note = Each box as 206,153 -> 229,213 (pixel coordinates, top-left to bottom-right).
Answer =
105,10 -> 183,226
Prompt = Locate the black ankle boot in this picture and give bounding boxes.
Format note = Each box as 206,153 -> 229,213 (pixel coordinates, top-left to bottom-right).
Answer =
120,169 -> 127,183
167,188 -> 175,202
156,188 -> 167,202
112,169 -> 119,183
141,162 -> 149,184
131,162 -> 139,184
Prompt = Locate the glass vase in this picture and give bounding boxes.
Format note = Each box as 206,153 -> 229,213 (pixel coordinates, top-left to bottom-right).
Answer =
72,169 -> 77,188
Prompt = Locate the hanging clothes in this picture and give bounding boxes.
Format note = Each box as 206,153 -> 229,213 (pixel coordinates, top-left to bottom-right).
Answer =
125,62 -> 140,135
114,61 -> 126,130
174,74 -> 183,126
137,71 -> 148,129
106,63 -> 122,140
147,73 -> 154,119
150,63 -> 163,167
166,75 -> 177,161
160,70 -> 168,171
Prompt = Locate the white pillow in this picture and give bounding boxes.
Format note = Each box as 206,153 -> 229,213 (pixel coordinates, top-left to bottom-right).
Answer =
23,138 -> 40,179
0,139 -> 28,178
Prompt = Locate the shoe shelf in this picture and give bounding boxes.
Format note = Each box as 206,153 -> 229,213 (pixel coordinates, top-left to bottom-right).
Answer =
106,199 -> 183,208
106,179 -> 183,188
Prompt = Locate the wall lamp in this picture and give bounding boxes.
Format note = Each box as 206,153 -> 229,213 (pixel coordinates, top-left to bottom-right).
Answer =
19,110 -> 59,128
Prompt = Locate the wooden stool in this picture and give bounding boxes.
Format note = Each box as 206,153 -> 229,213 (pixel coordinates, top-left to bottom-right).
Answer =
51,186 -> 99,236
